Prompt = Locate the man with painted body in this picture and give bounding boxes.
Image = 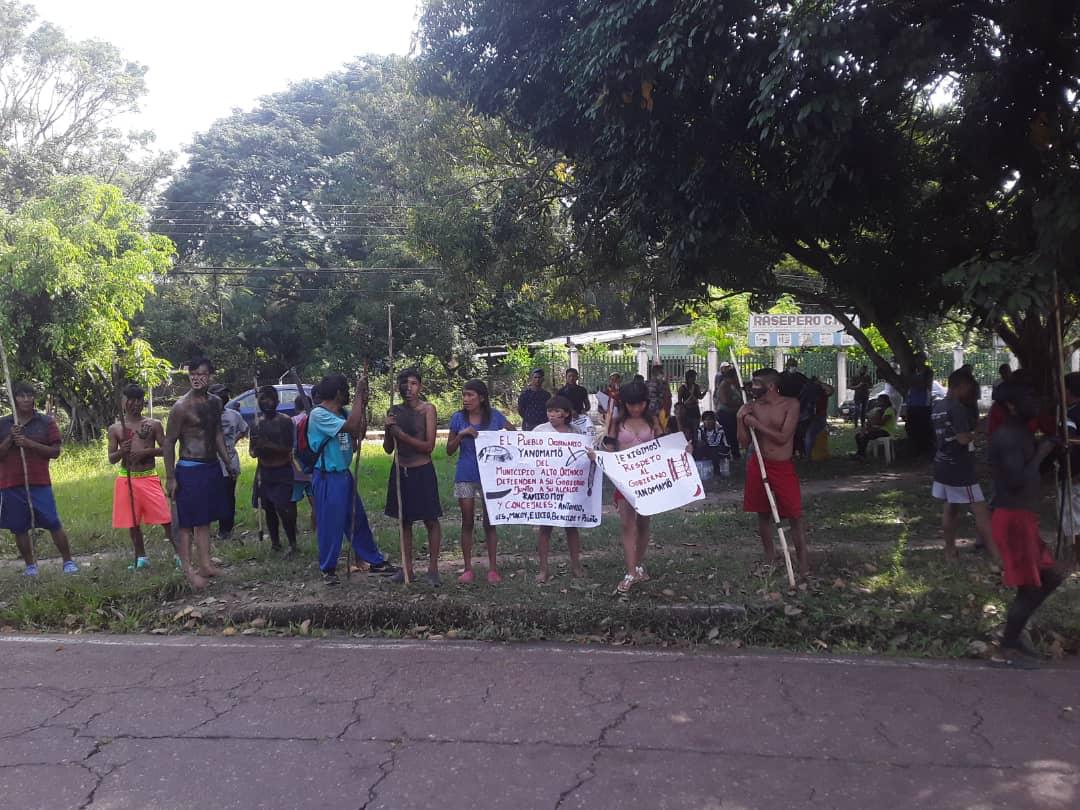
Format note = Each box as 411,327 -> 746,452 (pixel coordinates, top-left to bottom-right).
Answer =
737,368 -> 809,577
163,357 -> 236,589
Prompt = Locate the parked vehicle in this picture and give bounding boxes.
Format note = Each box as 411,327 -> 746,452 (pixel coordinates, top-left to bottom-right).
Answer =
226,384 -> 313,425
839,379 -> 983,422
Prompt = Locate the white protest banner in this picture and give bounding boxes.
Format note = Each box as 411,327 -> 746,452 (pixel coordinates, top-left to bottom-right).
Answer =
596,432 -> 705,516
474,431 -> 602,527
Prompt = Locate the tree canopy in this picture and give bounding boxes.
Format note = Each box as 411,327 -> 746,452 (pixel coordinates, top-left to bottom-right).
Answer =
0,0 -> 172,207
417,0 -> 1080,386
147,55 -> 651,385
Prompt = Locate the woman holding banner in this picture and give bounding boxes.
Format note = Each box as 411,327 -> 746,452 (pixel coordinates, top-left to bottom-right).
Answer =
534,395 -> 587,582
446,379 -> 514,585
601,381 -> 661,594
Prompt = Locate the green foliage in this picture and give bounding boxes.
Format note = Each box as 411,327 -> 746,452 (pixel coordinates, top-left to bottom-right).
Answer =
0,1 -> 171,207
687,291 -> 799,356
147,56 -> 624,387
0,176 -> 174,436
417,0 -> 1080,386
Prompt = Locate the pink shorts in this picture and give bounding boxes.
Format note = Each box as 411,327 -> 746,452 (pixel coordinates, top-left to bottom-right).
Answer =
112,474 -> 172,529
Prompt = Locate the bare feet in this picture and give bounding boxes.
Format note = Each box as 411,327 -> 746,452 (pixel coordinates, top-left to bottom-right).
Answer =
183,567 -> 208,589
536,571 -> 550,584
571,564 -> 585,578
199,565 -> 225,578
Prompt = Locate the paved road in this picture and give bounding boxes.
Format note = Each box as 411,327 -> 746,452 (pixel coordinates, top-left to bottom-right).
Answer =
1,635 -> 1077,809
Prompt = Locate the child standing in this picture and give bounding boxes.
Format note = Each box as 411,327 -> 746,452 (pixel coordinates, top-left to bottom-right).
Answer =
384,368 -> 443,585
108,384 -> 174,570
601,381 -> 661,594
446,379 -> 512,584
533,395 -> 587,583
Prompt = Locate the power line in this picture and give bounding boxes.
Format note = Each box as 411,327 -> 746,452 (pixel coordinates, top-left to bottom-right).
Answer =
168,270 -> 438,278
222,285 -> 433,293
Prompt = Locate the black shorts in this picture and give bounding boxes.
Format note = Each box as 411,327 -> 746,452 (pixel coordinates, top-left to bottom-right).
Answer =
256,464 -> 295,509
385,462 -> 443,523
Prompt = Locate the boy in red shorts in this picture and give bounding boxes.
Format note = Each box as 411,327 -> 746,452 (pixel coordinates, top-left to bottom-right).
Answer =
108,384 -> 174,570
988,383 -> 1064,667
738,368 -> 809,577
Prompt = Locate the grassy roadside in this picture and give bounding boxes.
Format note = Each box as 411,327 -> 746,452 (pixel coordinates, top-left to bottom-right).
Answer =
1,425 -> 1078,658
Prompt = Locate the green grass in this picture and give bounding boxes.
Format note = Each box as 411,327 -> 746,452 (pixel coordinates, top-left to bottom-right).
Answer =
1,425 -> 1078,658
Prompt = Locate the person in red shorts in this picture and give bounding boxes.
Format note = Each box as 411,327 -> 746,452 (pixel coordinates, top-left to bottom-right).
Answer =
988,383 -> 1064,667
737,368 -> 809,578
108,384 -> 174,570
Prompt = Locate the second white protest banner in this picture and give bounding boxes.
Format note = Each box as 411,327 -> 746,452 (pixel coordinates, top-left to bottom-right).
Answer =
475,431 -> 602,527
596,432 -> 705,516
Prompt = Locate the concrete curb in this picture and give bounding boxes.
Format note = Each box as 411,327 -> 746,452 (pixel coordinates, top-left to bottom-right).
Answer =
201,600 -> 747,635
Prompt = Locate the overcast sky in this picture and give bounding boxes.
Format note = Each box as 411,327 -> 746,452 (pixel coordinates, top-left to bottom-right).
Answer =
29,0 -> 420,153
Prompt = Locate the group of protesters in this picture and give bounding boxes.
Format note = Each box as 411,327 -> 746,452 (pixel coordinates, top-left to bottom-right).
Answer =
0,354 -> 802,596
0,350 -> 1070,659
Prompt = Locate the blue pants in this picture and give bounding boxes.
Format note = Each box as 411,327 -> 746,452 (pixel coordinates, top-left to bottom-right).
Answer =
313,469 -> 386,572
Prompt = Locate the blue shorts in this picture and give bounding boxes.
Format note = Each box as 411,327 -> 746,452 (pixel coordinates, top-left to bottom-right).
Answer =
0,486 -> 62,533
175,461 -> 229,529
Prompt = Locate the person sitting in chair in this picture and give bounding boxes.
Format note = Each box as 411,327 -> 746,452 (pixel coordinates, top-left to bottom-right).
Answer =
853,394 -> 896,458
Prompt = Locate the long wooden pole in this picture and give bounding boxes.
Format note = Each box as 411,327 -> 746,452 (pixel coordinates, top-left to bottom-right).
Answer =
1052,270 -> 1074,558
346,362 -> 369,581
118,396 -> 138,542
388,304 -> 410,583
0,333 -> 36,537
729,349 -> 797,588
252,376 -> 264,544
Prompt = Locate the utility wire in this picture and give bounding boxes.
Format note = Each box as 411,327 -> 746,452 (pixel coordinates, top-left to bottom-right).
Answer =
168,270 -> 438,278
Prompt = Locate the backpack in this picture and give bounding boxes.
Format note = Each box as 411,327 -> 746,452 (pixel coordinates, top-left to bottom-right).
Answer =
295,407 -> 332,474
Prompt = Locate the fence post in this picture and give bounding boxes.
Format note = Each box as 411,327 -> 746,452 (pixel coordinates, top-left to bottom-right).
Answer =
1072,350 -> 1079,373
836,349 -> 848,415
952,346 -> 964,371
773,348 -> 784,371
706,345 -> 719,412
637,343 -> 649,379
568,342 -> 579,373
1008,352 -> 1019,371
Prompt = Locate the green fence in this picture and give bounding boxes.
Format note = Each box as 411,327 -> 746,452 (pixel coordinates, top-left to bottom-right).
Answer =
578,352 -> 638,392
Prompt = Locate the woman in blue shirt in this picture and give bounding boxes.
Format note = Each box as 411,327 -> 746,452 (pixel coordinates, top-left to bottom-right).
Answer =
446,379 -> 514,584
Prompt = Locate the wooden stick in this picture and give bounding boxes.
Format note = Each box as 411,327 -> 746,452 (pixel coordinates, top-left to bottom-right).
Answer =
0,332 -> 36,537
118,394 -> 138,542
729,349 -> 797,588
1052,269 -> 1075,557
388,304 -> 410,583
346,362 -> 369,581
252,376 -> 264,544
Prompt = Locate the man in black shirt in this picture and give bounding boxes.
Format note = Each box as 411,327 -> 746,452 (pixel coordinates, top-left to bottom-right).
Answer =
249,386 -> 299,555
516,368 -> 550,431
989,383 -> 1063,666
557,368 -> 591,417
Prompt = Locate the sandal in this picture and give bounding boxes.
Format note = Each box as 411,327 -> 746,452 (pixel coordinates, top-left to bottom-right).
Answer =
615,574 -> 635,595
634,565 -> 650,582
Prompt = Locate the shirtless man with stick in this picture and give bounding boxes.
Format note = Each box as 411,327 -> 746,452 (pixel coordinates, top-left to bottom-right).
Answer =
737,368 -> 810,578
163,356 -> 236,589
108,383 -> 174,570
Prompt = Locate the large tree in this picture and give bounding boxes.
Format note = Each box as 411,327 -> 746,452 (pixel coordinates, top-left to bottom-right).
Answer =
0,176 -> 174,438
0,0 -> 172,207
148,55 -> 650,385
417,0 -> 1080,387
